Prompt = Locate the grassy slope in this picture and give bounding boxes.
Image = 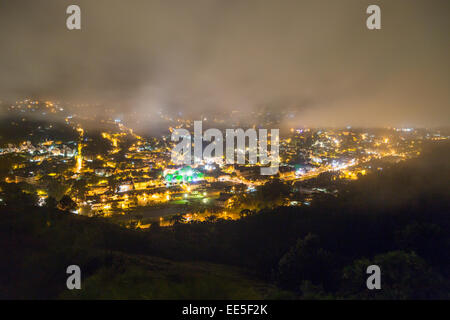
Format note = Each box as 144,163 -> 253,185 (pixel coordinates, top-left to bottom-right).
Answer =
61,253 -> 292,299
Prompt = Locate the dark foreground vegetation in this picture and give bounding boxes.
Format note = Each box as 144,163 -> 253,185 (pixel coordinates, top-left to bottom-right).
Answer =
0,142 -> 449,299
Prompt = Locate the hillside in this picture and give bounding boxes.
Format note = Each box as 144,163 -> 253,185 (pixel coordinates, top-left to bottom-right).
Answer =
1,141 -> 448,299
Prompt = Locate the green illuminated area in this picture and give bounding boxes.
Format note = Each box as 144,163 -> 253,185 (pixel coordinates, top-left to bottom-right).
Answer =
164,166 -> 204,183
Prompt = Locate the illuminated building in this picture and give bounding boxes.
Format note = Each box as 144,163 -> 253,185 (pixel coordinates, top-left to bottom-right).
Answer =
163,166 -> 204,183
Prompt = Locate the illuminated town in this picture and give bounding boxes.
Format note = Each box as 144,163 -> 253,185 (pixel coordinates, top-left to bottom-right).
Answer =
1,0 -> 449,303
1,99 -> 447,229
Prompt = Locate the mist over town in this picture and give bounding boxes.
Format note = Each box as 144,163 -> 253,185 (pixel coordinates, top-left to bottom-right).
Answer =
0,0 -> 449,303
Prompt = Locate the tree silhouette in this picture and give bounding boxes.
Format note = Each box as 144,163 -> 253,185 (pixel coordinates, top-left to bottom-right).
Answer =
277,233 -> 336,292
169,214 -> 185,225
58,195 -> 77,212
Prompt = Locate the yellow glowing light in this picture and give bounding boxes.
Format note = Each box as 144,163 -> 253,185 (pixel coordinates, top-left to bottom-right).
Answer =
75,127 -> 84,173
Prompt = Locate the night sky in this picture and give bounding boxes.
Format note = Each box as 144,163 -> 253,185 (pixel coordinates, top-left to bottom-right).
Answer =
0,0 -> 449,127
